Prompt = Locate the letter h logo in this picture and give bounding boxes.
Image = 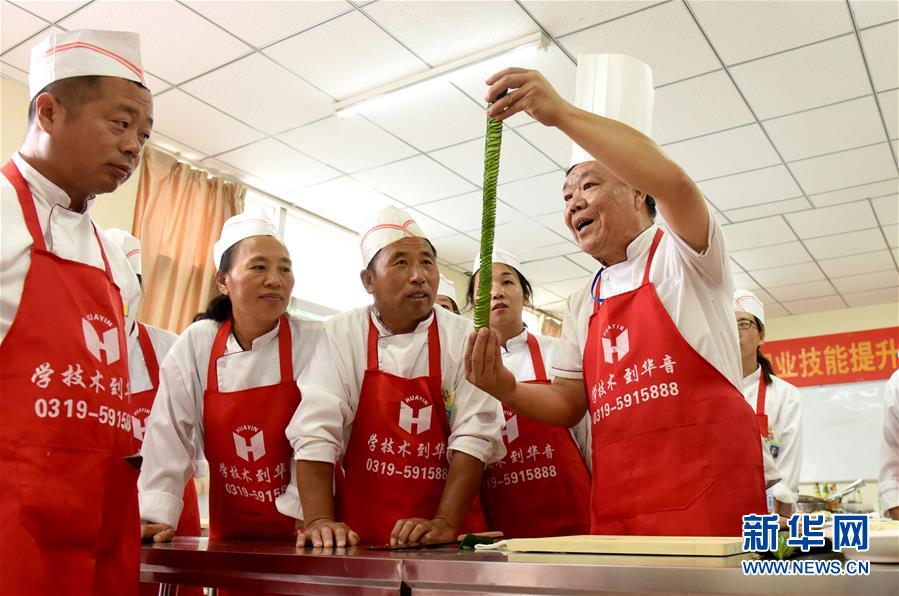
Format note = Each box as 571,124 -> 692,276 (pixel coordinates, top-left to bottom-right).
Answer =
602,329 -> 629,364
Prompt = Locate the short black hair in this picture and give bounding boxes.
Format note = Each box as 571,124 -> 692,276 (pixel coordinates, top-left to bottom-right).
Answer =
465,264 -> 533,311
366,239 -> 438,272
564,163 -> 656,220
27,75 -> 147,124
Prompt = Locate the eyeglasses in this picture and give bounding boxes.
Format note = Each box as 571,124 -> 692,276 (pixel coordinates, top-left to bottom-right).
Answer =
737,318 -> 758,331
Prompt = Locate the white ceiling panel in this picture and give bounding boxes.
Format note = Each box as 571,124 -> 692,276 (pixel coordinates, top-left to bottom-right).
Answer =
785,200 -> 878,239
543,277 -> 590,300
805,228 -> 889,260
842,286 -> 899,307
860,20 -> 898,91
516,122 -> 573,168
279,116 -> 416,173
364,0 -> 535,67
764,96 -> 886,162
431,233 -> 480,265
724,197 -> 812,222
560,1 -> 719,86
885,224 -> 899,247
182,54 -> 332,135
566,251 -> 601,272
11,1 -> 89,22
689,0 -> 852,65
362,83 -> 486,152
405,207 -> 458,240
185,1 -> 351,49
850,0 -> 899,28
60,1 -> 251,84
1,1 -> 49,53
530,284 -> 563,308
353,155 -> 475,205
148,132 -> 206,162
730,241 -> 812,270
732,271 -> 761,291
216,138 -> 339,191
497,170 -> 565,217
289,176 -> 394,233
416,192 -> 524,232
767,279 -> 837,302
142,72 -> 170,95
721,216 -> 797,251
782,294 -> 847,315
541,300 -> 568,317
730,35 -> 870,120
880,89 -> 898,140
151,89 -> 264,156
652,69 -> 753,145
663,124 -> 780,182
519,256 -> 589,284
0,61 -> 29,84
482,219 -> 569,253
750,262 -> 826,287
808,178 -> 899,207
819,249 -> 896,278
535,211 -> 575,242
263,11 -> 425,99
516,242 -> 580,262
873,194 -> 899,225
429,132 -> 558,186
764,302 -> 791,318
831,269 -> 899,293
698,165 -> 801,211
0,23 -> 61,71
522,0 -> 660,37
789,143 -> 898,195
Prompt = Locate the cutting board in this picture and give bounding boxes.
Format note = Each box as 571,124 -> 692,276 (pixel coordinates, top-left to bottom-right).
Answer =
476,535 -> 745,557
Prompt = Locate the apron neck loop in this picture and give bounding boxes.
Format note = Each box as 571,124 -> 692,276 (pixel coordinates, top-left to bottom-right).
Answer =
135,322 -> 160,388
525,333 -> 548,382
642,228 -> 665,286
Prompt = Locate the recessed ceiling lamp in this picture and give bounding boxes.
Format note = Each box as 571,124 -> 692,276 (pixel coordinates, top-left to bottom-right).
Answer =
334,31 -> 549,118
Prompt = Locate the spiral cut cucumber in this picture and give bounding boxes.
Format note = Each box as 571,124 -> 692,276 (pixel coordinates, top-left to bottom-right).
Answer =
473,113 -> 504,330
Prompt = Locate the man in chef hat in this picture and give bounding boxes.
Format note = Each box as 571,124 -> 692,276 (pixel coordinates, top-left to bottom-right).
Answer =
466,56 -> 777,537
435,273 -> 460,314
286,204 -> 504,549
0,30 -> 151,594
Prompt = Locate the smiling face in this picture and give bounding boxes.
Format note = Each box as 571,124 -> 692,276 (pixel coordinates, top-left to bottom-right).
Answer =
217,235 -> 294,329
361,237 -> 438,332
562,161 -> 652,265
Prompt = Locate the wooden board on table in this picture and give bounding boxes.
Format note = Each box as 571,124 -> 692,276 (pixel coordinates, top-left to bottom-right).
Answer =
492,535 -> 745,557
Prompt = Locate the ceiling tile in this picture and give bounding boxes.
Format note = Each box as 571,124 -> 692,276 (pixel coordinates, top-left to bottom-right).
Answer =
860,20 -> 898,91
185,1 -> 351,48
724,197 -> 812,222
11,1 -> 89,22
831,269 -> 899,293
540,300 -> 567,318
519,256 -> 589,284
0,61 -> 29,84
288,176 -> 394,232
361,83 -> 486,152
664,125 -> 780,182
782,295 -> 847,315
789,143 -> 898,195
497,170 -> 565,217
767,279 -> 837,302
730,35 -> 870,120
353,155 -> 475,205
543,277 -> 590,300
364,0 -> 535,67
818,249 -> 896,278
690,0 -> 852,65
566,251 -> 601,272
522,1 -> 660,37
431,234 -> 480,265
1,2 -> 49,53
181,54 -> 332,135
279,116 -> 416,173
880,89 -> 898,139
885,224 -> 899,247
559,1 -> 720,86
721,216 -> 797,250
530,284 -> 563,308
471,219 -> 568,253
148,132 -> 207,163
698,165 -> 801,211
808,178 -> 899,207
263,11 -> 425,99
750,262 -> 825,287
0,23 -> 61,71
216,139 -> 339,191
415,192 -> 524,232
516,242 -> 580,262
151,89 -> 264,156
764,96 -> 886,161
873,194 -> 899,225
405,208 -> 458,240
805,228 -> 888,260
731,241 -> 811,270
535,212 -> 575,242
60,1 -> 251,84
516,122 -> 573,168
850,0 -> 899,28
842,286 -> 899,307
784,200 -> 878,239
429,132 -> 558,186
652,69 -> 753,145
142,71 -> 170,95
764,302 -> 791,318
732,271 -> 761,291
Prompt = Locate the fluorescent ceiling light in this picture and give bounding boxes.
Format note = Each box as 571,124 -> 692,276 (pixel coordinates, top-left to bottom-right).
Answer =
334,32 -> 549,118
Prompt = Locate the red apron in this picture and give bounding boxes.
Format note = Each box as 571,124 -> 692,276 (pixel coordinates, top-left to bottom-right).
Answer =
583,229 -> 766,537
482,333 -> 591,538
0,160 -> 139,595
339,317 -> 486,545
202,315 -> 298,540
754,372 -> 769,437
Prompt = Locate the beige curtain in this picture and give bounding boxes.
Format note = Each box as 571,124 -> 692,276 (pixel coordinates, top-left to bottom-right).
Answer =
132,147 -> 245,333
540,315 -> 562,338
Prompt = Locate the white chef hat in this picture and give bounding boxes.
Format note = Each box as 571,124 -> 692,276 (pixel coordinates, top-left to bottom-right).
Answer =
471,247 -> 523,278
437,274 -> 456,300
102,228 -> 142,276
213,213 -> 281,269
734,288 -> 765,325
570,54 -> 654,168
29,29 -> 145,100
359,205 -> 427,267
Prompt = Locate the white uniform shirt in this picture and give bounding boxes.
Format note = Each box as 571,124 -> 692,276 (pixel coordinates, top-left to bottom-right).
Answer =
742,368 -> 803,499
880,369 -> 899,516
0,152 -> 141,344
138,314 -> 322,528
502,329 -> 590,465
286,305 -> 505,468
127,322 -> 177,394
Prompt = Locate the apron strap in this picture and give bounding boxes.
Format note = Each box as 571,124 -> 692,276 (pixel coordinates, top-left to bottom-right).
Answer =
3,160 -> 47,252
135,322 -> 160,389
756,370 -> 769,435
641,228 -> 665,286
525,333 -> 548,382
207,319 -> 232,393
366,312 -> 442,380
276,314 -> 293,383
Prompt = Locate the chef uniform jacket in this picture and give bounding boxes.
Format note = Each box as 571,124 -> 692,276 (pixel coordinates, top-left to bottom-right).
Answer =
138,314 -> 321,528
880,369 -> 899,516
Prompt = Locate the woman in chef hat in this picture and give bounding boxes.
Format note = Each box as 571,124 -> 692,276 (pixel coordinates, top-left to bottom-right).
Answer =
138,213 -> 322,544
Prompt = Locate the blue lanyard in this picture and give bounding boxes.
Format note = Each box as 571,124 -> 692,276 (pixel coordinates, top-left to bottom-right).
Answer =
590,267 -> 605,304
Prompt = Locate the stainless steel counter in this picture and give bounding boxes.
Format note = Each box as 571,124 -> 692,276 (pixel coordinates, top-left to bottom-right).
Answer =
142,538 -> 898,595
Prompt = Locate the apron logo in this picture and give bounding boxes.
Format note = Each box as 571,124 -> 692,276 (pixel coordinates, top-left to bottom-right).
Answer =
82,315 -> 120,365
399,395 -> 432,435
601,324 -> 629,364
233,425 -> 266,462
131,407 -> 151,441
502,413 -> 519,444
